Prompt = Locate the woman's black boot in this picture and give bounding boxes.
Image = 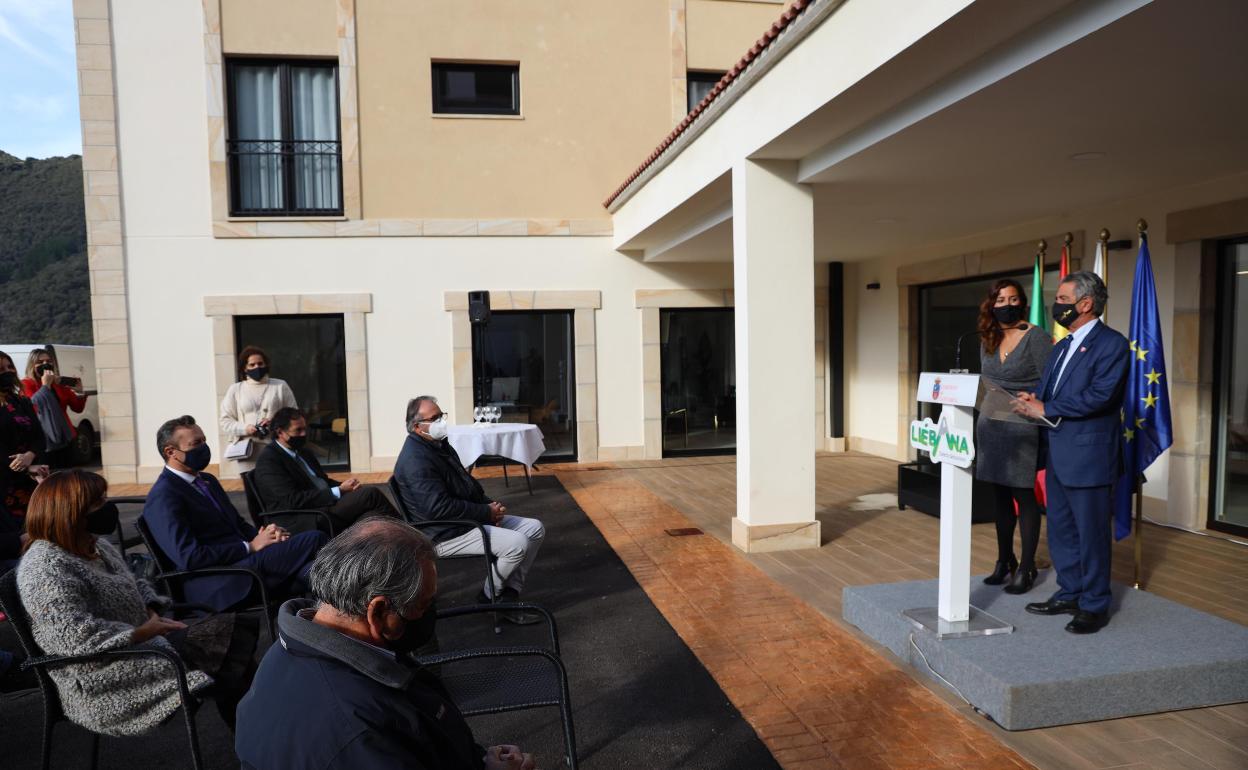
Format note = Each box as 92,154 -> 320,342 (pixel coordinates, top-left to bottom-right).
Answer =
983,556 -> 1017,585
1004,565 -> 1038,594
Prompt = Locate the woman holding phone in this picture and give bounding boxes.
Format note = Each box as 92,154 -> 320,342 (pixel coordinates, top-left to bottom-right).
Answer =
21,348 -> 89,468
975,279 -> 1052,594
220,346 -> 298,473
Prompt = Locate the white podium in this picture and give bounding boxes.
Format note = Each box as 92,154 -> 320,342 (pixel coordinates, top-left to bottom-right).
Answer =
902,372 -> 1013,639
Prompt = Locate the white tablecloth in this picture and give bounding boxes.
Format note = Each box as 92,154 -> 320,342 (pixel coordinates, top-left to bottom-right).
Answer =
448,423 -> 546,469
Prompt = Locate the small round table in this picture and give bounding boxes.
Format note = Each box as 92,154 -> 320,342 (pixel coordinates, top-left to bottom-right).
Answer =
447,423 -> 547,494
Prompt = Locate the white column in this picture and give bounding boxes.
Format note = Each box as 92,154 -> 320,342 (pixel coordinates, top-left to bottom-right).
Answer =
730,159 -> 820,553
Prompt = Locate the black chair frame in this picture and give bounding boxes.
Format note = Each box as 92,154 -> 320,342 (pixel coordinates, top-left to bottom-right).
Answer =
468,456 -> 534,495
240,470 -> 336,537
421,602 -> 577,768
134,517 -> 277,640
387,476 -> 503,634
108,495 -> 148,556
0,570 -> 205,770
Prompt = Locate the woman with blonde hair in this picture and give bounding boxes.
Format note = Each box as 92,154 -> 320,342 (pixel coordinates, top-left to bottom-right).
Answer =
219,345 -> 297,473
17,469 -> 258,735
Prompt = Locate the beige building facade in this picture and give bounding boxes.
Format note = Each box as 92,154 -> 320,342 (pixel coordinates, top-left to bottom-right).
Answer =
75,0 -> 1248,547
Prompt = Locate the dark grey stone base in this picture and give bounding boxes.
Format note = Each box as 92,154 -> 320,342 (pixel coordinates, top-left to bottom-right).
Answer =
842,572 -> 1248,730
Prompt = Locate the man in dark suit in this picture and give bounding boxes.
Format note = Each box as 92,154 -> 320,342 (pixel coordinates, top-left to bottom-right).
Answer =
1015,271 -> 1131,634
141,415 -> 327,611
394,396 -> 544,625
252,407 -> 398,533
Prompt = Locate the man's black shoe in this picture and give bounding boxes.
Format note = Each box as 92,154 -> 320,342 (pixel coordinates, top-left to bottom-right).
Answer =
1024,597 -> 1079,615
1065,610 -> 1109,634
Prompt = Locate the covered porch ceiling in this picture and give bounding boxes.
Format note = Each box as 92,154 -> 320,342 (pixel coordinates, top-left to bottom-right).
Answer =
614,0 -> 1248,263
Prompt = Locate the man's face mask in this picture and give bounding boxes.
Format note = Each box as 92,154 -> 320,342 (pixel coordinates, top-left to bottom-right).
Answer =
423,416 -> 449,441
386,601 -> 438,655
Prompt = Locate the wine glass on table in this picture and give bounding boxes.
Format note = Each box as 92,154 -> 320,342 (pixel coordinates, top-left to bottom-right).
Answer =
474,406 -> 482,424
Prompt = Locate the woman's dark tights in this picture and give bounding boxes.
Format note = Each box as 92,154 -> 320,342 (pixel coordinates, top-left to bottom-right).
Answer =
993,484 -> 1041,570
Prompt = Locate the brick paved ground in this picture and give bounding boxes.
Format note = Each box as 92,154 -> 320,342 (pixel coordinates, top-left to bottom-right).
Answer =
557,467 -> 1035,770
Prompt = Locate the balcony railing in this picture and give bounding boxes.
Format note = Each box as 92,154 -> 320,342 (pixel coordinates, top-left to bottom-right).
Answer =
227,139 -> 343,216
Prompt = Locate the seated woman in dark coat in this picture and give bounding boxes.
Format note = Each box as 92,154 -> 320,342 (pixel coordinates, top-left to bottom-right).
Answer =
974,279 -> 1052,594
17,469 -> 259,735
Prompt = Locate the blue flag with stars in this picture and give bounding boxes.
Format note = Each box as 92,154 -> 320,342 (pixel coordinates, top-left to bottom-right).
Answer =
1113,233 -> 1173,540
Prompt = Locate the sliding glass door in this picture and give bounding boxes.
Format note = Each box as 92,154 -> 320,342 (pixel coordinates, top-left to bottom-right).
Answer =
1211,240 -> 1248,536
473,311 -> 576,461
660,309 -> 736,456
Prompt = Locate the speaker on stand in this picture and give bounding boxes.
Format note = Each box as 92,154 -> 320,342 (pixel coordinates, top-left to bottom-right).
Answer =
468,291 -> 490,409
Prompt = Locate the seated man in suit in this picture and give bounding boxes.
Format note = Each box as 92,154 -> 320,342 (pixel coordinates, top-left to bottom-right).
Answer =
1015,271 -> 1131,635
252,407 -> 398,534
142,415 -> 328,612
394,396 -> 544,626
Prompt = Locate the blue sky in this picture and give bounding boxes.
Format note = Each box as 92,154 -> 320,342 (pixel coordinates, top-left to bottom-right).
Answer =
0,0 -> 81,159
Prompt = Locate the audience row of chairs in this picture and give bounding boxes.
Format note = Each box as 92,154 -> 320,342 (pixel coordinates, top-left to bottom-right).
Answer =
1,479 -> 579,769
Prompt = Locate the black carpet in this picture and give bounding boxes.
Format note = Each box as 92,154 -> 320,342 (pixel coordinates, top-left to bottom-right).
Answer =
0,476 -> 779,769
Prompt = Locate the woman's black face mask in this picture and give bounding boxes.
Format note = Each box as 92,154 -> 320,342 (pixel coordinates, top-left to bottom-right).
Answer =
87,502 -> 120,536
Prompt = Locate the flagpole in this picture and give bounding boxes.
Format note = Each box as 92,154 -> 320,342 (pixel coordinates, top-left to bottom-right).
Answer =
1132,218 -> 1147,590
1099,228 -> 1110,316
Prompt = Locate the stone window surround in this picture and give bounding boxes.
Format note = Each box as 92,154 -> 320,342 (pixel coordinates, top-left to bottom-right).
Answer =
74,0 -> 138,483
204,293 -> 373,478
634,287 -> 830,460
201,0 -> 613,240
443,291 -> 601,462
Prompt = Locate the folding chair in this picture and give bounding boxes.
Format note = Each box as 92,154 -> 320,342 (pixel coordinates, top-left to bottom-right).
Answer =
107,495 -> 147,557
134,516 -> 277,640
422,602 -> 578,768
239,470 -> 336,537
387,476 -> 503,634
0,570 -> 205,770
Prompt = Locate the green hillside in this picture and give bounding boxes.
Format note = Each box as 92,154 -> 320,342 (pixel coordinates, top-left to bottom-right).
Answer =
0,151 -> 91,345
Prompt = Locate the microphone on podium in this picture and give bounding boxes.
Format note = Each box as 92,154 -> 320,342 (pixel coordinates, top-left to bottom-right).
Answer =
951,329 -> 980,373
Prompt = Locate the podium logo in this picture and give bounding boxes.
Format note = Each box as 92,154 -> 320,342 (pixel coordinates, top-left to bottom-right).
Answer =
932,377 -> 941,401
909,414 -> 975,468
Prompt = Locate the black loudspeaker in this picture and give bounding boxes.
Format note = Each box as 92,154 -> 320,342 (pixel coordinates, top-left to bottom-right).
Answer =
468,290 -> 491,324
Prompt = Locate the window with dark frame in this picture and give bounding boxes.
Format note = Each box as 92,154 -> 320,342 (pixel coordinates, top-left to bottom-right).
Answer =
432,62 -> 520,115
686,71 -> 725,114
225,58 -> 342,216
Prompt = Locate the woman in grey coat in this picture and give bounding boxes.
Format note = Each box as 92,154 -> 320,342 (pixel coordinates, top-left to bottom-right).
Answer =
16,469 -> 258,736
975,278 -> 1052,594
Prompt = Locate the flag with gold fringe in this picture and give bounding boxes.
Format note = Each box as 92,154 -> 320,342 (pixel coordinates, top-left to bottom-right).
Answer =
1112,232 -> 1173,540
1053,241 -> 1071,341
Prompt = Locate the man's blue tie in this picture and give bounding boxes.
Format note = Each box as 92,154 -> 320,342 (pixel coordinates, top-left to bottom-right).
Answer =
191,476 -> 223,513
1046,336 -> 1074,400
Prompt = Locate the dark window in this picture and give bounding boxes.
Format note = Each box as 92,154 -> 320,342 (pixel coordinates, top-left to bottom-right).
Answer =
687,71 -> 725,113
660,309 -> 736,457
917,267 -> 1059,423
234,314 -> 350,469
226,59 -> 342,216
472,311 -> 576,460
1210,238 -> 1248,536
432,62 -> 520,115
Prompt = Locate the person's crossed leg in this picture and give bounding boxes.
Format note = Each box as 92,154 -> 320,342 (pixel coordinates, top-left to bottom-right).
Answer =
436,513 -> 545,624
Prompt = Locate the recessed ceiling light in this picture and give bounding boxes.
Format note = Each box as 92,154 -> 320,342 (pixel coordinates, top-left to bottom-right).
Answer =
1069,152 -> 1106,161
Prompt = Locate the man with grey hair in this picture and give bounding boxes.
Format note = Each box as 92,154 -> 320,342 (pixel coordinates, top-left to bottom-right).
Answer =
235,517 -> 536,770
1015,270 -> 1130,634
393,396 -> 545,626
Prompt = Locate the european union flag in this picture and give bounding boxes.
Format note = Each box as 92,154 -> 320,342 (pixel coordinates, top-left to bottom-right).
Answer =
1113,233 -> 1174,540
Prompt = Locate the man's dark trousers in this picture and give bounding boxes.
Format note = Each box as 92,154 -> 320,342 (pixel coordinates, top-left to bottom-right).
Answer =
1044,467 -> 1113,614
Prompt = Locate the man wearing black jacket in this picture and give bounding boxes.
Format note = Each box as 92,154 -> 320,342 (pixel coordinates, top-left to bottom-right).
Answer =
393,396 -> 544,625
252,408 -> 398,533
236,518 -> 536,770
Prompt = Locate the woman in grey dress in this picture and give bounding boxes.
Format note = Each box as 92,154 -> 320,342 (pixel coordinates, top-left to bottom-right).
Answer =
975,279 -> 1052,594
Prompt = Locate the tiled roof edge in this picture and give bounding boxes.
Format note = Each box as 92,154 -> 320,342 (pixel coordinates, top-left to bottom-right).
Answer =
603,0 -> 821,211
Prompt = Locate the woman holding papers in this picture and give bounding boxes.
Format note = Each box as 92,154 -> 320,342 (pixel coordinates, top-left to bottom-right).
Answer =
975,279 -> 1052,594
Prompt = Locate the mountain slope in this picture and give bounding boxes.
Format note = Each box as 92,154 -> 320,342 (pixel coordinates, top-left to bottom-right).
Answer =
0,152 -> 91,345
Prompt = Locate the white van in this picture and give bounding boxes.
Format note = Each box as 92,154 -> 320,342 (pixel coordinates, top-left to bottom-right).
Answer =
0,343 -> 101,465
